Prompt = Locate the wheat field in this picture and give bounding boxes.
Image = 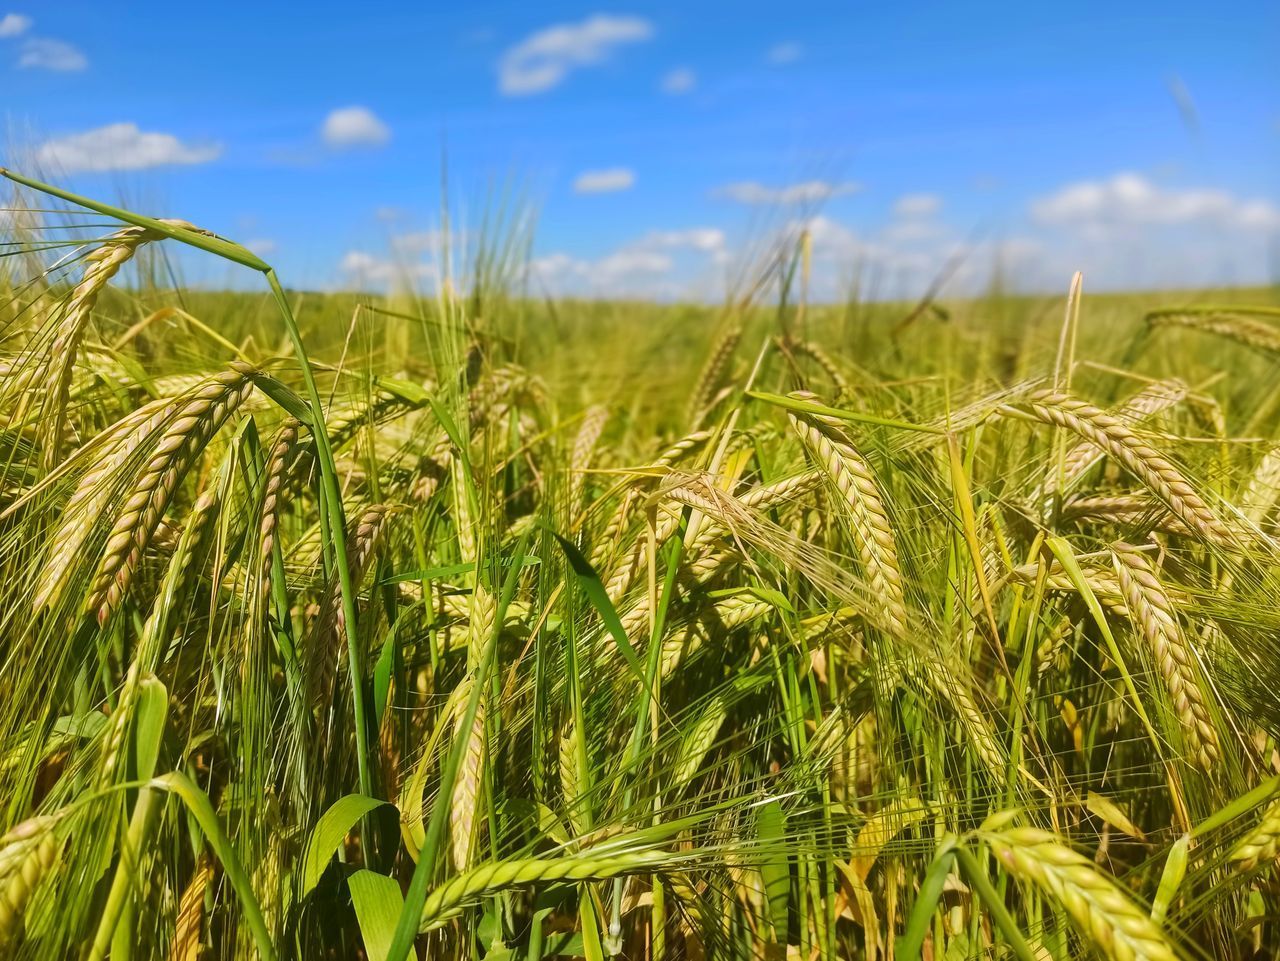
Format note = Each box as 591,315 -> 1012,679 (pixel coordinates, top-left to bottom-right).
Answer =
2,171 -> 1280,960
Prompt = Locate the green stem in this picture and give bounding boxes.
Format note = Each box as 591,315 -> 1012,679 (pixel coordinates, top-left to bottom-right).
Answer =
953,846 -> 1038,961
385,544 -> 525,961
265,271 -> 373,806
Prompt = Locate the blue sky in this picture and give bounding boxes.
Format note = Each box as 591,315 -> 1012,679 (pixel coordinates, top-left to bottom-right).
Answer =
2,1 -> 1277,298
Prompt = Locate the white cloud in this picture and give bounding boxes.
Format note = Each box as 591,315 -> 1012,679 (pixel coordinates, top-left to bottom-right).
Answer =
646,227 -> 726,254
18,37 -> 86,71
339,250 -> 434,289
573,167 -> 635,194
530,226 -> 727,297
388,229 -> 470,256
0,13 -> 31,37
882,219 -> 947,244
244,238 -> 277,256
1024,173 -> 1280,290
498,14 -> 653,95
715,180 -> 860,205
767,42 -> 803,65
321,106 -> 391,148
1031,172 -> 1280,231
893,193 -> 942,219
661,67 -> 696,94
35,123 -> 221,173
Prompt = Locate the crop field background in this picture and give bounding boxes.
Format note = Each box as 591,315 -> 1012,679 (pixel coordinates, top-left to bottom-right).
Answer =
1,3 -> 1278,960
0,171 -> 1279,961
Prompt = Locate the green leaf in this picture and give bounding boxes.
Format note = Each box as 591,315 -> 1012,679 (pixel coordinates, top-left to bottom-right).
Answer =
1087,791 -> 1146,841
756,800 -> 789,943
132,675 -> 168,781
1046,537 -> 1162,753
248,371 -> 314,426
547,528 -> 648,688
380,555 -> 540,585
301,794 -> 394,898
747,390 -> 947,434
898,843 -> 957,960
377,375 -> 432,407
373,629 -> 397,724
1151,834 -> 1189,923
149,771 -> 278,961
349,870 -> 404,961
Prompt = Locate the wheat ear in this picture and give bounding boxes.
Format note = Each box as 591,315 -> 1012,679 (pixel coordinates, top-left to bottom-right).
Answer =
1111,542 -> 1220,770
1043,379 -> 1187,497
32,398 -> 178,614
570,404 -> 609,509
88,362 -> 255,623
986,826 -> 1178,961
419,849 -> 670,932
259,418 -> 301,578
1229,797 -> 1280,872
1242,446 -> 1280,525
310,504 -> 400,707
0,817 -> 61,946
687,323 -> 742,425
167,856 -> 213,961
1146,308 -> 1280,355
790,338 -> 850,396
1022,389 -> 1232,545
787,391 -> 907,637
450,583 -> 498,870
38,225 -> 177,466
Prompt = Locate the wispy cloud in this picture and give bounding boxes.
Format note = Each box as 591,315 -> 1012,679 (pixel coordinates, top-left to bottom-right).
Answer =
244,238 -> 277,256
530,226 -> 726,297
573,167 -> 635,194
893,193 -> 942,218
338,250 -> 434,289
321,107 -> 391,148
35,123 -> 221,173
498,14 -> 653,96
661,67 -> 696,94
714,180 -> 860,205
0,13 -> 31,37
1031,172 -> 1280,230
766,42 -> 803,65
18,36 -> 86,71
1023,172 -> 1280,290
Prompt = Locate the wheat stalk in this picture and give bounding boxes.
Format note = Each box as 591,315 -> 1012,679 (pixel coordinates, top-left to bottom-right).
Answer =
1111,542 -> 1220,770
